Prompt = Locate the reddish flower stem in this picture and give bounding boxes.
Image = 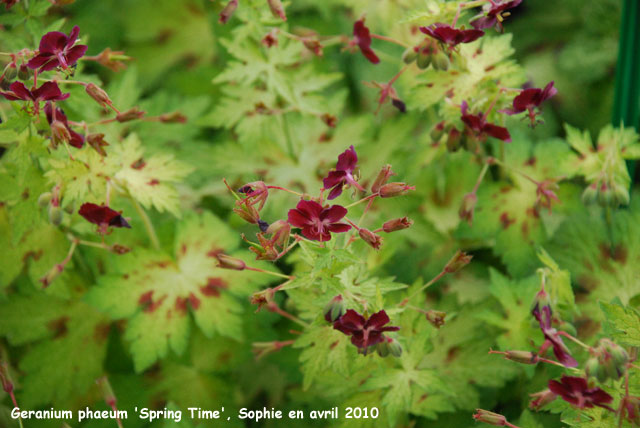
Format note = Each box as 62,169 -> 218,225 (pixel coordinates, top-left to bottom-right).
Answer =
400,269 -> 448,306
344,193 -> 379,209
370,33 -> 409,48
267,185 -> 304,197
245,266 -> 295,280
266,302 -> 308,327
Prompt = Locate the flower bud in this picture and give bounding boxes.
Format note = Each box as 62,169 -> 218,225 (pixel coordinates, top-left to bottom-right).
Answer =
371,164 -> 395,193
87,133 -> 109,156
323,295 -> 345,322
432,51 -> 450,71
91,48 -> 129,72
388,338 -> 402,357
267,0 -> 286,20
302,38 -> 323,56
216,254 -> 246,271
85,83 -> 113,109
48,205 -> 63,226
416,40 -> 433,70
401,46 -> 417,64
233,201 -> 260,224
612,182 -> 630,206
504,350 -> 538,365
358,228 -> 383,250
444,250 -> 472,273
116,107 -> 145,122
266,220 -> 291,248
18,64 -> 32,81
376,339 -> 391,357
51,120 -> 71,146
430,121 -> 446,141
529,389 -> 557,410
446,127 -> 462,152
379,182 -> 415,198
472,409 -> 507,426
425,310 -> 446,328
459,192 -> 477,225
622,396 -> 640,426
4,64 -> 17,81
159,111 -> 187,123
219,0 -> 238,24
262,30 -> 279,48
382,217 -> 413,233
38,192 -> 52,208
586,339 -> 629,382
64,201 -> 75,214
251,288 -> 274,311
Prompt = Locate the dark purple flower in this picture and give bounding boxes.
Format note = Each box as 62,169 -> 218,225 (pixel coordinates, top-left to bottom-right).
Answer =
79,203 -> 131,229
2,0 -> 18,9
287,200 -> 351,242
333,309 -> 399,349
419,23 -> 484,48
44,102 -> 85,148
353,19 -> 380,64
500,81 -> 557,126
27,26 -> 88,71
460,101 -> 511,142
532,304 -> 578,368
0,81 -> 70,115
471,0 -> 523,31
548,376 -> 613,410
323,146 -> 365,200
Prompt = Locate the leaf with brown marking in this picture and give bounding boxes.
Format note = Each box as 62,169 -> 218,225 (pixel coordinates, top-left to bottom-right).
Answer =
86,211 -> 274,372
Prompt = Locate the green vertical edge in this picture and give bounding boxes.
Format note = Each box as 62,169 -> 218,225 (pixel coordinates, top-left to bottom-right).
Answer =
612,0 -> 640,182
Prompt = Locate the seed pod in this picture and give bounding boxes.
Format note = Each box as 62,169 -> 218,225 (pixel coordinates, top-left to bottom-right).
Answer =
401,47 -> 417,64
382,217 -> 413,233
379,182 -> 414,198
4,64 -> 17,81
215,254 -> 246,271
267,0 -> 286,20
358,228 -> 383,250
473,409 -> 507,426
219,0 -> 238,24
504,350 -> 538,365
38,192 -> 52,208
432,51 -> 450,71
388,339 -> 402,357
18,64 -> 31,81
371,164 -> 395,193
48,205 -> 63,226
85,83 -> 113,108
425,310 -> 446,328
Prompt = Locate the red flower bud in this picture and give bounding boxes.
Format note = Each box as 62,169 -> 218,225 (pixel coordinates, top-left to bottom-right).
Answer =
529,389 -> 557,410
472,409 -> 507,426
371,164 -> 395,193
215,254 -> 247,271
323,295 -> 345,322
459,193 -> 477,225
358,228 -> 383,250
267,0 -> 286,20
158,111 -> 187,123
382,216 -> 413,233
379,182 -> 415,198
219,0 -> 238,24
444,250 -> 472,273
116,106 -> 145,122
85,83 -> 113,109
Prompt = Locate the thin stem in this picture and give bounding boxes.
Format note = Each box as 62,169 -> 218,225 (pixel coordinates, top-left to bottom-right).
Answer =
344,193 -> 379,209
280,114 -> 296,161
472,161 -> 490,194
267,185 -> 303,197
129,196 -> 160,250
245,266 -> 295,280
401,269 -> 448,306
370,34 -> 410,48
557,331 -> 591,350
267,302 -> 309,327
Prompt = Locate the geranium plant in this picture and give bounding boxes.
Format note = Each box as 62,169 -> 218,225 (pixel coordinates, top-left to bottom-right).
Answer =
0,1 -> 638,428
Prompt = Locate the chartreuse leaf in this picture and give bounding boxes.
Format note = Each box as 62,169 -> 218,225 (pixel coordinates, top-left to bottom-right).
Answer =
457,137 -> 575,276
86,212 -> 273,372
537,247 -> 575,314
0,293 -> 109,407
407,34 -> 526,113
599,301 -> 640,347
46,133 -> 191,215
565,124 -> 640,205
549,199 -> 640,314
476,269 -> 539,350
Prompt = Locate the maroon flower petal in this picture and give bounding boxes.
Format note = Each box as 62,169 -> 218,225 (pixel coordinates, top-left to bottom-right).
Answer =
470,16 -> 497,30
320,205 -> 348,223
327,184 -> 345,200
8,81 -> 33,101
540,81 -> 558,103
38,31 -> 68,53
326,223 -> 351,233
27,54 -> 55,70
366,310 -> 390,329
336,145 -> 358,172
323,170 -> 346,189
482,123 -> 511,142
65,44 -> 88,66
32,81 -> 67,101
67,25 -> 80,46
295,199 -> 323,219
512,88 -> 540,111
69,130 -> 85,148
337,309 -> 366,330
79,203 -> 130,228
353,19 -> 380,64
